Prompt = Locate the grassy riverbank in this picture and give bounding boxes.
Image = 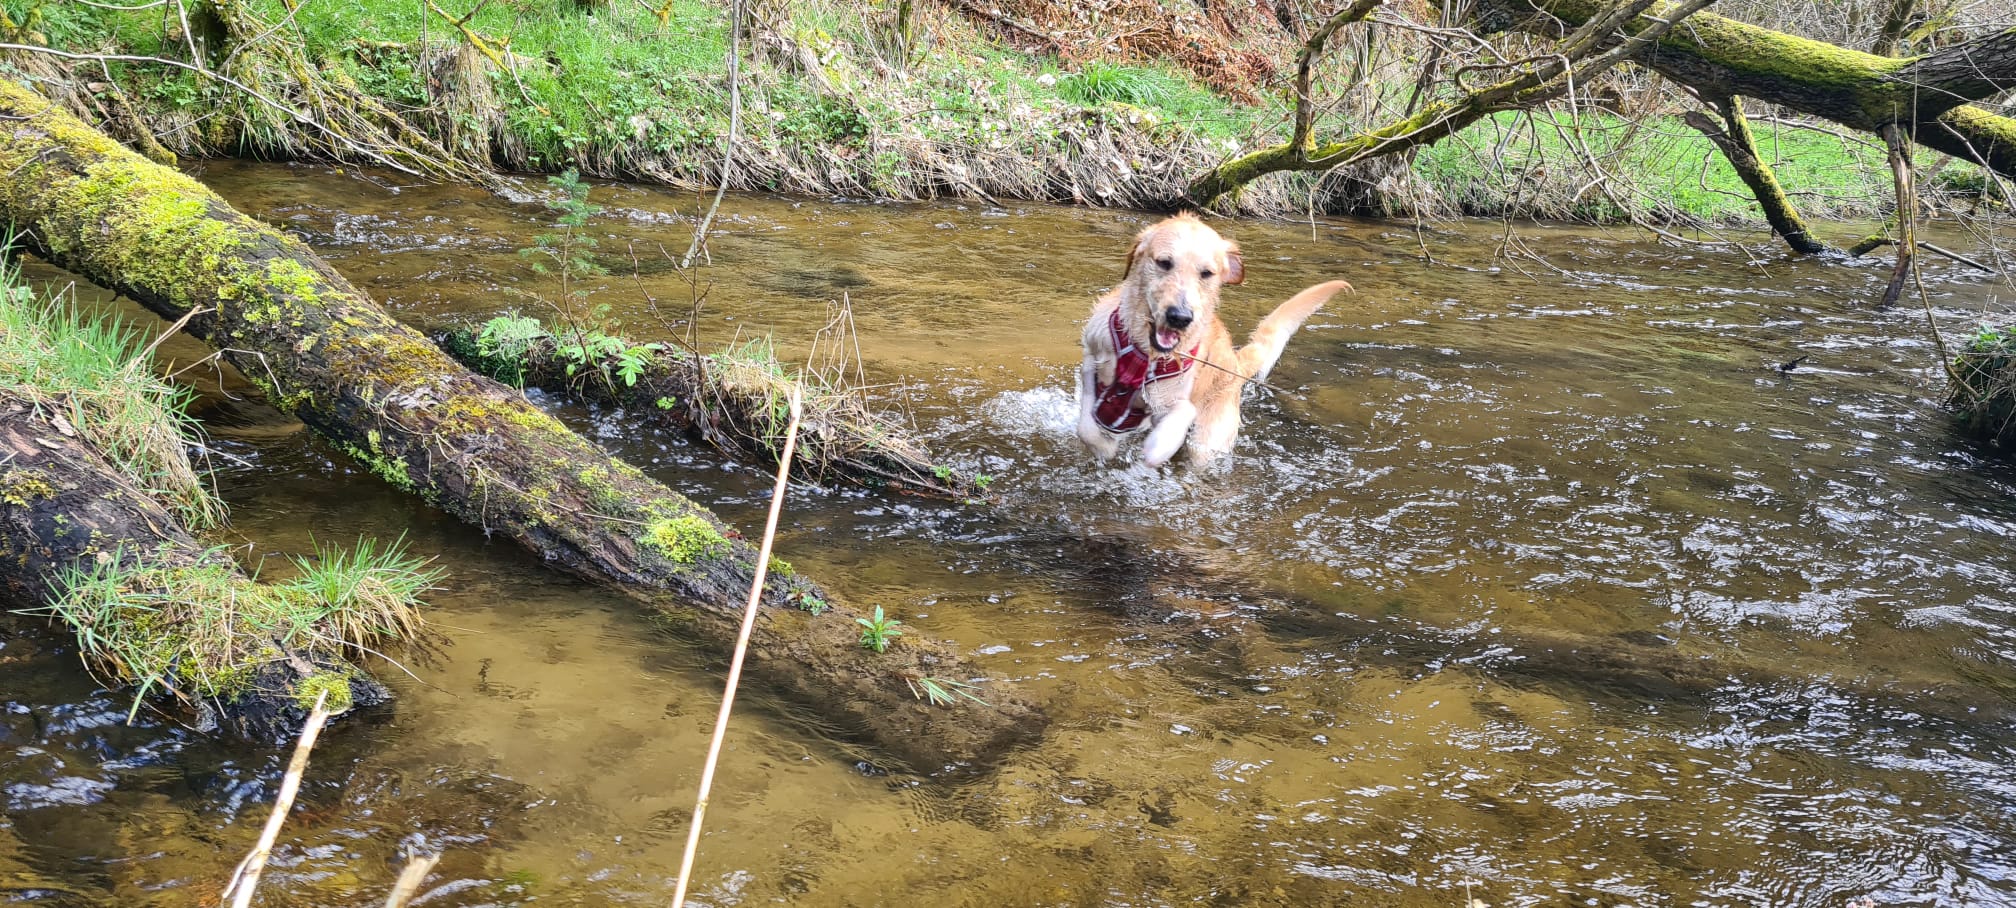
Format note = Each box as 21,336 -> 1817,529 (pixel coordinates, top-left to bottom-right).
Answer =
20,0 -> 1933,223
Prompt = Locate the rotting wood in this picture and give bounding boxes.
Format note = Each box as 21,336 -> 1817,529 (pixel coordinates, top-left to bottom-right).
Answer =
0,78 -> 1044,773
0,394 -> 387,741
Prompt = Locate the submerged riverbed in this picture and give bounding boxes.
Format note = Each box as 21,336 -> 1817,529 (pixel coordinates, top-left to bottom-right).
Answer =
5,161 -> 2015,906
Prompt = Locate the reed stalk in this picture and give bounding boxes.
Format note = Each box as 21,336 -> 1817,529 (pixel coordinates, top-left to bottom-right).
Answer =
669,387 -> 804,908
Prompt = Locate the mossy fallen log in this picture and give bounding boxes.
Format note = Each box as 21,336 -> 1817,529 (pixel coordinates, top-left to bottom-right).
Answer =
0,393 -> 388,740
1193,0 -> 2016,203
0,78 -> 1041,772
438,318 -> 986,501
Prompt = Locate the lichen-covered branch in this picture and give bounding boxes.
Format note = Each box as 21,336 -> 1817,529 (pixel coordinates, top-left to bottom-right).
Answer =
0,78 -> 1043,772
0,395 -> 386,740
1683,96 -> 1826,254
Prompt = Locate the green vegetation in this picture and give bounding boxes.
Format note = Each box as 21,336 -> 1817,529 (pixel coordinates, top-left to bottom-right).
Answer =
292,669 -> 358,712
23,0 -> 1926,222
283,534 -> 441,645
1411,110 -> 1907,223
38,537 -> 433,717
855,604 -> 902,653
1949,326 -> 2016,449
641,514 -> 729,563
0,261 -> 218,528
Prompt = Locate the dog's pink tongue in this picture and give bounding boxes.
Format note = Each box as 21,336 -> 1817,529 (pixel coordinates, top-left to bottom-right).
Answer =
1156,327 -> 1181,350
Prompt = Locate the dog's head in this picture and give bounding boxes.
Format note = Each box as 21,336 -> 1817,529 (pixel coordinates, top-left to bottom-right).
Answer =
1119,212 -> 1243,356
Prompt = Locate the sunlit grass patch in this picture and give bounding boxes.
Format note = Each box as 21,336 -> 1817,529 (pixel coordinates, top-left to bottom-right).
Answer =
0,261 -> 219,529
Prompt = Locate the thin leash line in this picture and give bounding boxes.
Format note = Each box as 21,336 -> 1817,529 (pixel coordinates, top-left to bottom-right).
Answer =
1172,349 -> 1306,400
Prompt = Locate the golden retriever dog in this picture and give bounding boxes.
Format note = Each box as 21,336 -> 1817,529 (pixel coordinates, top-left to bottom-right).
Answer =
1076,213 -> 1351,466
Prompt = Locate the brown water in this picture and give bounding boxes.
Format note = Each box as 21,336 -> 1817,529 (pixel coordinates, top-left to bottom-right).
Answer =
6,160 -> 2016,907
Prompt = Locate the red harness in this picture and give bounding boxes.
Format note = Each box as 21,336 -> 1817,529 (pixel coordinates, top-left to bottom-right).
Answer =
1093,308 -> 1198,434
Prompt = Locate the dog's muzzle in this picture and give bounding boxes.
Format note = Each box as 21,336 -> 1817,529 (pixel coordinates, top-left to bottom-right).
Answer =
1153,305 -> 1193,352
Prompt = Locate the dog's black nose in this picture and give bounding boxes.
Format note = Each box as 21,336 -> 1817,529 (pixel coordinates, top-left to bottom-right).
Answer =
1163,307 -> 1193,330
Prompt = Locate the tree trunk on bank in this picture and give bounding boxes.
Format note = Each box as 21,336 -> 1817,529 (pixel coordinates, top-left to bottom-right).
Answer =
0,79 -> 1043,773
0,394 -> 388,740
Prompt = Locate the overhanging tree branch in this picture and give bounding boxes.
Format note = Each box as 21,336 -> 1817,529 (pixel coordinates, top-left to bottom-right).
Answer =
1189,0 -> 1717,206
1682,95 -> 1826,254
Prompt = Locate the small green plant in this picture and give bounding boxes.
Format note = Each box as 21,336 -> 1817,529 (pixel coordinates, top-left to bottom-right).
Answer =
856,605 -> 903,653
654,396 -> 678,410
906,675 -> 989,707
1057,61 -> 1170,107
473,313 -> 549,386
796,591 -> 827,615
974,474 -> 994,490
932,464 -> 952,481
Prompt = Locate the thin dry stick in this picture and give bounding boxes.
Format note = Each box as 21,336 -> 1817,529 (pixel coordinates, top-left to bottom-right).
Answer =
222,690 -> 333,908
668,386 -> 804,908
383,853 -> 443,908
680,0 -> 744,269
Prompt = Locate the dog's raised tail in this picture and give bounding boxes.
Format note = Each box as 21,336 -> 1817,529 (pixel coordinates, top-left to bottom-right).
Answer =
1237,279 -> 1353,381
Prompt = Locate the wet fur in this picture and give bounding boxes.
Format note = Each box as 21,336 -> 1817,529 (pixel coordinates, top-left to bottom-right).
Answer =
1076,213 -> 1352,466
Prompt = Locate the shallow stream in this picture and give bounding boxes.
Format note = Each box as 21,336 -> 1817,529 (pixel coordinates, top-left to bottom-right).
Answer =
6,161 -> 2016,906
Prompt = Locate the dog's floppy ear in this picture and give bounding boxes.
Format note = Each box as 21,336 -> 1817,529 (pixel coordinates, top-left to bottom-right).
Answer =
1123,224 -> 1156,279
1222,241 -> 1245,285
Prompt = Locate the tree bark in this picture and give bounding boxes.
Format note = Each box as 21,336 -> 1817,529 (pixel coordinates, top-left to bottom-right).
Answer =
0,78 -> 1044,773
1682,96 -> 1827,254
0,394 -> 387,741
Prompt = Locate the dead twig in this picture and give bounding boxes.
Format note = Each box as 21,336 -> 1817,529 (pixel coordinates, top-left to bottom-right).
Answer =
220,690 -> 333,908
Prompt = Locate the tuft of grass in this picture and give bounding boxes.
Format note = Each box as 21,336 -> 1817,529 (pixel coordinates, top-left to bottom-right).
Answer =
281,535 -> 441,645
1057,60 -> 1172,107
0,261 -> 219,529
38,538 -> 434,718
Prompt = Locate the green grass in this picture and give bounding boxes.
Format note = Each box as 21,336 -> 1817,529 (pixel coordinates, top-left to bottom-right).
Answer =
39,537 -> 435,717
29,0 -> 1932,222
0,258 -> 219,529
282,534 -> 441,645
1412,110 -> 1903,223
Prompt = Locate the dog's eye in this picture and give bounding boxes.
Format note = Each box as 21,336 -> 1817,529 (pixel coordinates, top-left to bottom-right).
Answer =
1200,269 -> 1216,280
1155,257 -> 1173,271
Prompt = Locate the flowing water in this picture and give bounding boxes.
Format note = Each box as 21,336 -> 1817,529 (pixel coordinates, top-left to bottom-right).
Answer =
6,160 -> 2016,907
